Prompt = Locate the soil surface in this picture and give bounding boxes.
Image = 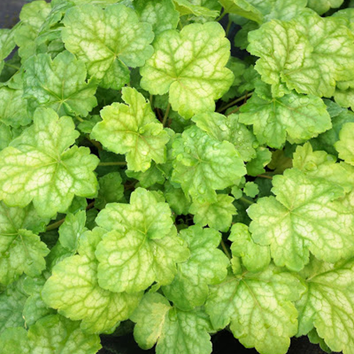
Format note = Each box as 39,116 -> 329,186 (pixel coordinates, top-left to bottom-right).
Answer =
0,1 -> 342,354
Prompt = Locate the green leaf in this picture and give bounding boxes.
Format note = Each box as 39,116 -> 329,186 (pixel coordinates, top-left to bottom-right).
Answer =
162,225 -> 229,310
335,122 -> 354,166
243,182 -> 259,198
173,0 -> 220,17
92,87 -> 169,172
0,314 -> 101,354
239,84 -> 331,148
126,163 -> 166,188
248,168 -> 354,271
307,0 -> 344,15
22,276 -> 54,327
62,4 -> 154,89
229,223 -> 270,272
246,147 -> 272,176
293,142 -> 354,193
135,0 -> 179,36
189,194 -> 236,232
58,211 -> 87,253
248,11 -> 354,97
297,258 -> 354,354
0,108 -> 99,217
140,22 -> 234,118
95,188 -> 190,293
0,87 -> 30,128
171,126 -> 246,203
219,0 -> 263,23
0,279 -> 27,334
164,182 -> 191,215
206,265 -> 304,354
131,292 -> 213,354
23,51 -> 98,117
0,202 -> 49,285
192,112 -> 258,162
42,228 -> 142,334
0,29 -> 16,73
95,172 -> 124,209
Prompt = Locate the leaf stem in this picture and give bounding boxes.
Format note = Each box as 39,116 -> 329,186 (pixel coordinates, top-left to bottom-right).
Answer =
257,174 -> 273,180
4,62 -> 20,70
216,10 -> 227,22
217,92 -> 253,113
149,94 -> 153,108
220,239 -> 232,259
225,18 -> 232,37
45,219 -> 65,232
98,161 -> 127,166
162,103 -> 171,127
87,137 -> 102,150
239,196 -> 254,205
75,115 -> 84,123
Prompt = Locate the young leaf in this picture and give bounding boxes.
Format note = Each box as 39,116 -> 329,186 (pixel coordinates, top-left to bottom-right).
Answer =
219,0 -> 263,23
42,228 -> 142,334
23,51 -> 98,117
62,4 -> 154,89
229,223 -> 270,272
189,194 -> 236,232
171,126 -> 246,203
95,188 -> 190,293
162,225 -> 229,310
140,22 -> 234,118
248,168 -> 354,271
131,292 -> 213,354
0,108 -> 99,217
173,0 -> 220,17
91,87 -> 169,172
95,172 -> 124,209
206,265 -> 305,354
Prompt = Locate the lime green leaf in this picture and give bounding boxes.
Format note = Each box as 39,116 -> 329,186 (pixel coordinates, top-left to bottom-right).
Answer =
192,112 -> 258,161
95,172 -> 124,209
0,29 -> 16,73
131,292 -> 213,354
171,126 -> 246,203
0,87 -> 30,128
229,223 -> 270,272
246,147 -> 272,176
222,57 -> 247,101
92,87 -> 169,172
293,142 -> 354,193
268,149 -> 293,174
248,12 -> 354,97
95,188 -> 189,293
0,279 -> 27,334
206,265 -> 304,354
297,258 -> 354,354
26,314 -> 102,353
135,0 -> 179,36
335,122 -> 354,166
239,85 -> 331,148
58,211 -> 87,253
23,51 -> 98,117
126,163 -> 166,188
140,22 -> 234,118
62,4 -> 154,90
0,202 -> 49,285
162,225 -> 229,310
248,168 -> 354,271
42,228 -> 142,334
307,0 -> 344,14
0,108 -> 99,217
219,0 -> 263,23
173,0 -> 220,17
14,0 -> 51,61
189,194 -> 236,232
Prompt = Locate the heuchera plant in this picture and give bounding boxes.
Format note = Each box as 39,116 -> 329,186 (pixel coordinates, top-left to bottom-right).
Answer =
1,0 -> 354,353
